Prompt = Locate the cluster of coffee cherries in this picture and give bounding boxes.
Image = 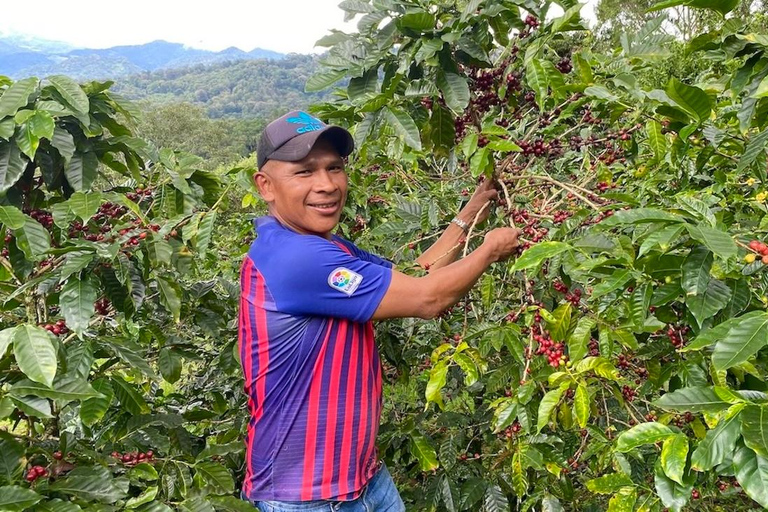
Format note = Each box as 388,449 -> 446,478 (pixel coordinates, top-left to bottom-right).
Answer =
552,210 -> 573,225
531,325 -> 568,367
552,280 -> 582,307
501,421 -> 522,439
1,232 -> 11,258
581,109 -> 603,125
555,57 -> 572,74
524,14 -> 540,29
112,450 -> 154,466
68,220 -> 107,242
28,209 -> 54,229
588,338 -> 600,357
746,240 -> 768,264
621,385 -> 636,402
95,297 -> 111,315
42,319 -> 69,337
505,70 -> 523,90
516,138 -> 550,157
666,325 -> 689,348
25,465 -> 48,483
124,186 -> 153,203
672,411 -> 695,428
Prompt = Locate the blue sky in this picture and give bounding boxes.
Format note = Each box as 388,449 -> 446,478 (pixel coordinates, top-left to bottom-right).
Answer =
0,0 -> 597,54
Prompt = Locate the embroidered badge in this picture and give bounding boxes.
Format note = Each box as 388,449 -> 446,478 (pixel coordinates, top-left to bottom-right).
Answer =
328,267 -> 363,296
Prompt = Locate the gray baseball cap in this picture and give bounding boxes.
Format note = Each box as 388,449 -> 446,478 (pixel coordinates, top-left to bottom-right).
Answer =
256,110 -> 354,170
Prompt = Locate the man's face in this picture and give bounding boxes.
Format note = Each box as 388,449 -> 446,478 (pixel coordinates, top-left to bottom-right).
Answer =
255,138 -> 348,239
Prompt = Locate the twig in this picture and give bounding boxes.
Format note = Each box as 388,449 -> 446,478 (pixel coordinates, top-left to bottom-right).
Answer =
462,201 -> 491,258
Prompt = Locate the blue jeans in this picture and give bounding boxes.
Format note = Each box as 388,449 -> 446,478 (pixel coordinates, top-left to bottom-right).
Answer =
245,464 -> 405,512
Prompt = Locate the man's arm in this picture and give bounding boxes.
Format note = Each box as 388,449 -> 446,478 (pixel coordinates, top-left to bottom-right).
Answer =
416,178 -> 498,271
372,227 -> 520,320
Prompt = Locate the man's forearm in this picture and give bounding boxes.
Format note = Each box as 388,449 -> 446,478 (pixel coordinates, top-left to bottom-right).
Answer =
417,243 -> 498,318
416,213 -> 473,270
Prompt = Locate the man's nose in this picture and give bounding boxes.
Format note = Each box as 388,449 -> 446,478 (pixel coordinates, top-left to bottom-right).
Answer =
313,169 -> 337,192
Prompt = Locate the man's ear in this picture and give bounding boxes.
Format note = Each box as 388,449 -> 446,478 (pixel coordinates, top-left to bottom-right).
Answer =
254,171 -> 275,203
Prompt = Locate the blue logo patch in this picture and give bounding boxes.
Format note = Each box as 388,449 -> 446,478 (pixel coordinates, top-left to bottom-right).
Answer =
287,112 -> 325,134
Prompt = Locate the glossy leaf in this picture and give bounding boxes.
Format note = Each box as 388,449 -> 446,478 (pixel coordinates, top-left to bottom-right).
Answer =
537,383 -> 568,432
411,433 -> 439,471
0,485 -> 43,511
616,422 -> 674,452
740,405 -> 768,459
691,409 -> 742,471
0,77 -> 39,119
509,242 -> 571,272
661,433 -> 689,484
712,312 -> 768,370
665,78 -> 712,123
13,324 -> 57,388
436,71 -> 470,114
60,276 -> 98,337
382,107 -> 421,151
734,442 -> 768,508
654,386 -> 730,413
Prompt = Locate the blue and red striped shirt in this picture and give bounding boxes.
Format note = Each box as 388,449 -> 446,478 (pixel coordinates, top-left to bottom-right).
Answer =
239,216 -> 393,502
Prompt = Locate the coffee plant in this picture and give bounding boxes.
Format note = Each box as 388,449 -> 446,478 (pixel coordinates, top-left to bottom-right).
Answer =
2,0 -> 768,511
306,0 -> 768,510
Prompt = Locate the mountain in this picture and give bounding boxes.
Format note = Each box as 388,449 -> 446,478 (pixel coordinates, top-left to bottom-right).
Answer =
0,37 -> 285,79
114,55 -> 334,119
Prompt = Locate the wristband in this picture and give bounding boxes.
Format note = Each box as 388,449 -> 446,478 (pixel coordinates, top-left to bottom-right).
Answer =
450,217 -> 470,233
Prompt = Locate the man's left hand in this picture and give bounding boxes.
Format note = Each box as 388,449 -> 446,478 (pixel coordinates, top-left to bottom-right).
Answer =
457,177 -> 498,226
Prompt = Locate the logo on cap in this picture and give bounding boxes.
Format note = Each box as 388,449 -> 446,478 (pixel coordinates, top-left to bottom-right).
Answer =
328,267 -> 363,296
287,111 -> 325,134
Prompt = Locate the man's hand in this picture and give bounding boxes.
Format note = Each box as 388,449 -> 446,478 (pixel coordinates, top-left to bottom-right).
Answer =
482,227 -> 521,262
457,177 -> 498,226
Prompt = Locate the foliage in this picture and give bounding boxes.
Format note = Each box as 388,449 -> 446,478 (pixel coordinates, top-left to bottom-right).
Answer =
114,56 -> 335,119
303,0 -> 768,510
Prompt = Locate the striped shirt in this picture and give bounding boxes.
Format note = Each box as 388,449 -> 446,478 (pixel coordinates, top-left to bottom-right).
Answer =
239,216 -> 393,502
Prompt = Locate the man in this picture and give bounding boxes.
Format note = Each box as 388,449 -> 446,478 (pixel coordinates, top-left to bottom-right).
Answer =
239,110 -> 520,512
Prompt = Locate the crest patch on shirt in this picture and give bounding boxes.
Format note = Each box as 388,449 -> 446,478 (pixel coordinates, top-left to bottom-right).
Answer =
328,267 -> 363,296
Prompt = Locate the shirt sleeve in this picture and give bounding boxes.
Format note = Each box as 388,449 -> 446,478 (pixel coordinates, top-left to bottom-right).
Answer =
332,236 -> 393,268
263,235 -> 393,323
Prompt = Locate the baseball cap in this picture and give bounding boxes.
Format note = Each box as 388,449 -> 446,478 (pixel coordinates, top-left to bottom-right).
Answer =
256,110 -> 354,170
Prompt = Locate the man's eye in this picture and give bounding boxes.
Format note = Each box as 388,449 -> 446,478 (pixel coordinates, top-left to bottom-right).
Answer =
296,170 -> 311,175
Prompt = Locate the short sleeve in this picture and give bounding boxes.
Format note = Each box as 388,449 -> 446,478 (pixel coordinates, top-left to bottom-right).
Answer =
332,236 -> 393,269
260,235 -> 392,323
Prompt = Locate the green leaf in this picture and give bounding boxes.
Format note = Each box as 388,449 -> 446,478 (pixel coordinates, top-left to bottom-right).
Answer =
0,205 -> 26,230
48,466 -> 126,503
483,484 -> 508,512
29,110 -> 54,140
159,347 -> 182,384
13,324 -> 57,387
691,409 -> 742,471
125,486 -> 158,509
80,378 -> 113,426
0,327 -> 13,360
685,277 -> 731,327
607,488 -> 637,512
111,376 -> 149,416
734,442 -> 768,508
0,433 -> 24,485
436,72 -> 470,114
592,269 -> 632,299
0,141 -> 26,193
10,376 -> 102,402
0,77 -> 39,119
67,191 -> 102,222
60,276 -> 98,337
741,406 -> 768,458
546,303 -> 572,342
0,485 -> 43,511
382,107 -> 422,151
598,208 -> 685,227
47,76 -> 90,116
681,246 -> 712,297
654,462 -> 692,512
737,128 -> 768,174
14,216 -> 50,260
399,11 -> 435,31
685,224 -> 736,259
537,383 -> 568,432
59,252 -> 95,282
51,126 -> 75,162
586,473 -> 634,494
305,69 -> 347,92
526,59 -> 549,106
411,433 -> 439,471
195,210 -> 216,255
646,119 -> 667,160
661,433 -> 689,484
665,78 -> 712,123
486,139 -> 521,152
616,422 -> 674,452
157,277 -> 182,323
574,384 -> 590,428
195,462 -> 234,494
584,85 -> 618,102
425,360 -> 448,409
510,242 -> 571,272
568,317 -> 596,362
11,395 -> 51,418
65,152 -> 98,191
712,312 -> 768,370
649,0 -> 739,16
654,386 -> 730,413
683,311 -> 765,351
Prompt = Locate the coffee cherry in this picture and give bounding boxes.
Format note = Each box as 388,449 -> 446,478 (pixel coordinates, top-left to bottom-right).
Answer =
53,451 -> 63,460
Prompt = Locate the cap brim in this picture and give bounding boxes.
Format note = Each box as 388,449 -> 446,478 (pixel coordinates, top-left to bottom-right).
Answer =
267,126 -> 354,164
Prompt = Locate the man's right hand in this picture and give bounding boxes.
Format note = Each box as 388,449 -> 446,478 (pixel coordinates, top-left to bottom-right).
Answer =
483,227 -> 521,262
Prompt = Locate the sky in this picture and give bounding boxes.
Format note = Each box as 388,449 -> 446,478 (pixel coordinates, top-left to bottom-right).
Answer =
0,0 -> 598,55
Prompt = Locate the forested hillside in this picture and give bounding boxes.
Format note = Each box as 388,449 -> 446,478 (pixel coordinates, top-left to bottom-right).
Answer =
114,55 -> 333,119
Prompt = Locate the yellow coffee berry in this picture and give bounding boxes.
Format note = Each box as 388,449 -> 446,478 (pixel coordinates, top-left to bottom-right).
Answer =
745,253 -> 756,263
